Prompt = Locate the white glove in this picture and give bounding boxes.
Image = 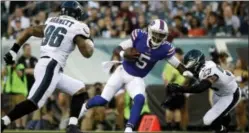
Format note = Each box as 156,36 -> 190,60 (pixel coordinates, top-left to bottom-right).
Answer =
183,70 -> 194,78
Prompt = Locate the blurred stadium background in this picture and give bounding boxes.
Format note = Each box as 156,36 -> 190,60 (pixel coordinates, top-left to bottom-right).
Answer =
1,1 -> 248,133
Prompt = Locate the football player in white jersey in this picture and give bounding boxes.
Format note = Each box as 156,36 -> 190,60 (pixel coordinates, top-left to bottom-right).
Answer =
1,1 -> 93,133
164,49 -> 241,133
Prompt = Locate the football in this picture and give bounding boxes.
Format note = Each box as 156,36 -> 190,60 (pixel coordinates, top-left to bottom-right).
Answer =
123,48 -> 140,61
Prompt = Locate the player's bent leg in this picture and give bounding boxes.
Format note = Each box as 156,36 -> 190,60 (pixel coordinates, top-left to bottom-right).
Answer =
1,58 -> 61,132
125,77 -> 146,132
203,88 -> 241,132
79,66 -> 124,119
69,89 -> 89,123
1,100 -> 38,132
56,74 -> 88,133
126,94 -> 145,131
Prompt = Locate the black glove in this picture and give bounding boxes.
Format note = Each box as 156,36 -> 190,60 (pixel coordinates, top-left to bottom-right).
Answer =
167,83 -> 183,93
161,83 -> 183,108
161,95 -> 173,108
4,43 -> 20,65
4,51 -> 16,65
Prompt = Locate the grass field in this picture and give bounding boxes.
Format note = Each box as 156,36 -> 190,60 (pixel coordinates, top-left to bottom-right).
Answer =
4,131 -> 212,133
4,131 -> 244,133
4,130 -> 245,133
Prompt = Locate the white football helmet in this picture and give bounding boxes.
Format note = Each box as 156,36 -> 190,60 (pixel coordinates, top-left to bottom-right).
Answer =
148,19 -> 169,47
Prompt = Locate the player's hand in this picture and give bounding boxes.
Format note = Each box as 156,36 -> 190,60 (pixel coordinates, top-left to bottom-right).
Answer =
123,48 -> 140,61
183,70 -> 194,78
4,50 -> 17,65
161,95 -> 173,108
167,83 -> 183,93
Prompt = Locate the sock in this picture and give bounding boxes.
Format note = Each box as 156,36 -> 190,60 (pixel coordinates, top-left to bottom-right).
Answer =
210,118 -> 222,131
2,116 -> 11,126
70,92 -> 88,119
222,115 -> 231,128
86,95 -> 108,109
68,117 -> 78,125
126,94 -> 145,129
7,100 -> 38,122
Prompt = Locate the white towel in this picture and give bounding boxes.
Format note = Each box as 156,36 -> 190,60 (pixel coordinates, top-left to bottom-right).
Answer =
101,61 -> 121,73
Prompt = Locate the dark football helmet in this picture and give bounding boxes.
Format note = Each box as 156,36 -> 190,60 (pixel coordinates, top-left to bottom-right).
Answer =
183,49 -> 205,74
61,1 -> 83,20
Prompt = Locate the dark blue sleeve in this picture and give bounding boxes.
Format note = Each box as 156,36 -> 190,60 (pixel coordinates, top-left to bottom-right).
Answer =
130,29 -> 139,43
130,29 -> 145,47
165,43 -> 176,59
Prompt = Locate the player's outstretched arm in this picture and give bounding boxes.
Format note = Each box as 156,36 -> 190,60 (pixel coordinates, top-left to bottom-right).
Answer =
16,25 -> 45,45
113,39 -> 140,60
113,39 -> 133,57
74,35 -> 94,58
167,56 -> 187,74
3,25 -> 45,65
169,75 -> 218,93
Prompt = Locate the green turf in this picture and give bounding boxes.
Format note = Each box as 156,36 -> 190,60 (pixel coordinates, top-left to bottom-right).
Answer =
4,130 -> 211,133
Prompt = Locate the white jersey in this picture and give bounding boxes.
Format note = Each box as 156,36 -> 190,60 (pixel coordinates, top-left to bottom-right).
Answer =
199,61 -> 238,96
40,15 -> 91,68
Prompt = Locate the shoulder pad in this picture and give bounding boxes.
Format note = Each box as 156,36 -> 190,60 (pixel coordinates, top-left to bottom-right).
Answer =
130,29 -> 146,42
162,42 -> 175,58
74,22 -> 90,38
199,61 -> 216,80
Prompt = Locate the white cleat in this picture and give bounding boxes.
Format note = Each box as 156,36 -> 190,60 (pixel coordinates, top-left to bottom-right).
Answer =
124,127 -> 133,133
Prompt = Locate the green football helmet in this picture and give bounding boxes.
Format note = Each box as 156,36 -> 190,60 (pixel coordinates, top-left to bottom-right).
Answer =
183,49 -> 205,74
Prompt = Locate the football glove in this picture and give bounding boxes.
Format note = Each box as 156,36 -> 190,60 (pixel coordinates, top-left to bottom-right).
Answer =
4,50 -> 17,65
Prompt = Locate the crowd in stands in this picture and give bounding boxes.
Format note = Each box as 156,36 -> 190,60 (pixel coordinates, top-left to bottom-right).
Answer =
1,1 -> 248,132
1,1 -> 248,39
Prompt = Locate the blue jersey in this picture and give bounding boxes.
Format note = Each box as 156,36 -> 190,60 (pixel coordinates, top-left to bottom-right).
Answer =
122,29 -> 175,78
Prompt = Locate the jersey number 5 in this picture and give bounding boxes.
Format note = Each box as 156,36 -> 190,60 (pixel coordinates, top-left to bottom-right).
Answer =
136,54 -> 150,69
41,25 -> 67,47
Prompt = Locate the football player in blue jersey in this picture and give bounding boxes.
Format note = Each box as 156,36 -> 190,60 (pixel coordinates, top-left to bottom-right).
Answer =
79,19 -> 188,132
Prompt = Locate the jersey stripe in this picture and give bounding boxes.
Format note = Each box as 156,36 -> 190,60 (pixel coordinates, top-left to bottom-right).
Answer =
168,47 -> 175,52
167,48 -> 175,55
159,19 -> 165,30
130,29 -> 138,42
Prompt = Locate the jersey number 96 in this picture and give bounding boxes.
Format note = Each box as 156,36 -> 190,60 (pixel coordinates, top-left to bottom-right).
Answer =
136,54 -> 150,69
41,25 -> 67,47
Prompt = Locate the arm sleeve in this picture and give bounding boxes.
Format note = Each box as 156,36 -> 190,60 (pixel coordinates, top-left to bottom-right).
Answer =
119,39 -> 133,50
166,56 -> 181,68
165,44 -> 176,59
181,79 -> 212,93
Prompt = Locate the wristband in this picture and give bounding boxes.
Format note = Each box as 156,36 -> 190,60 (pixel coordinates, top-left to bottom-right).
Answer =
11,43 -> 21,53
119,51 -> 125,58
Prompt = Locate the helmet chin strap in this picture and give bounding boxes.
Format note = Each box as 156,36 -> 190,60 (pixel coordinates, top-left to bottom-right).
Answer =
149,39 -> 160,49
